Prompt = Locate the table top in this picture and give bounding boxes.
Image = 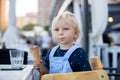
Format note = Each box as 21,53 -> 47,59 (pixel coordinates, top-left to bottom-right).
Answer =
0,65 -> 34,80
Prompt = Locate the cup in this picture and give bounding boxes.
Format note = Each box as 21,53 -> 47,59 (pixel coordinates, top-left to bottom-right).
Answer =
9,50 -> 24,69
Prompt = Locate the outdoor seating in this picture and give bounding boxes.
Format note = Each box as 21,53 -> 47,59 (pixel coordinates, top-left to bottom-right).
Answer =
103,57 -> 120,80
94,45 -> 120,80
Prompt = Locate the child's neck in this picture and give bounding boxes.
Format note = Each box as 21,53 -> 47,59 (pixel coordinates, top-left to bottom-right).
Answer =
60,44 -> 74,50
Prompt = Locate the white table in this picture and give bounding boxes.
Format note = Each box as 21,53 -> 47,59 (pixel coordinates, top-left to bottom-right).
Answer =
0,65 -> 34,80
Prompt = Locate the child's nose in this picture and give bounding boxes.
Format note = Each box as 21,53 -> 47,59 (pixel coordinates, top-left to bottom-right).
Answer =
58,30 -> 63,34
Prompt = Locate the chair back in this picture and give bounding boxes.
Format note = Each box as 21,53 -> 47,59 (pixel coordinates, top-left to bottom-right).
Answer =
89,56 -> 103,70
41,70 -> 108,80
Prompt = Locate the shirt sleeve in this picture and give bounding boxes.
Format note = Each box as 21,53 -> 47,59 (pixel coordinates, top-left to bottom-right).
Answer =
43,49 -> 51,70
78,48 -> 92,71
69,48 -> 92,72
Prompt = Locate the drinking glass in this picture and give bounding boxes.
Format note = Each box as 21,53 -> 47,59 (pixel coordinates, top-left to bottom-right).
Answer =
9,50 -> 24,69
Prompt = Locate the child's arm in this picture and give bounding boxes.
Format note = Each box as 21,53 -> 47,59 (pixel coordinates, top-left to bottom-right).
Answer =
34,60 -> 49,75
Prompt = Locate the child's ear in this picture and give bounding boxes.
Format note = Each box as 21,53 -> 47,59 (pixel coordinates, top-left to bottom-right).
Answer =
74,31 -> 78,40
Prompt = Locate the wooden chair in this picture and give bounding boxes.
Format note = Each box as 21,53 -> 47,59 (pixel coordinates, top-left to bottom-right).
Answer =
40,56 -> 109,80
90,56 -> 120,80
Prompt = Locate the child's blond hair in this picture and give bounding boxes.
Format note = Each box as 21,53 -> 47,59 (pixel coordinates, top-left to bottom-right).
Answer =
51,11 -> 83,43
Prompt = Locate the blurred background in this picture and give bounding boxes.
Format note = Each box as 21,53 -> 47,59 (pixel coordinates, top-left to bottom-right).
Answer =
0,0 -> 120,58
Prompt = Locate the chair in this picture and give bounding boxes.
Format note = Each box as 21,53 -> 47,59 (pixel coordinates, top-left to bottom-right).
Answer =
103,57 -> 120,80
103,46 -> 120,69
91,56 -> 120,80
0,49 -> 28,64
40,56 -> 109,80
94,45 -> 120,80
100,46 -> 120,80
91,54 -> 120,80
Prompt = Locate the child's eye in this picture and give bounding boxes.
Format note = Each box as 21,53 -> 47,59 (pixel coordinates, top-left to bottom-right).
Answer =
64,28 -> 69,30
54,28 -> 59,31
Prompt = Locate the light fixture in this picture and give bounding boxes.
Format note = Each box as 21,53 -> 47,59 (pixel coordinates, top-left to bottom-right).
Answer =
108,17 -> 114,23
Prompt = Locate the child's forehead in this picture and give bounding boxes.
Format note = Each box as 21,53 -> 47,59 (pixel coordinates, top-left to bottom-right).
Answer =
54,21 -> 71,28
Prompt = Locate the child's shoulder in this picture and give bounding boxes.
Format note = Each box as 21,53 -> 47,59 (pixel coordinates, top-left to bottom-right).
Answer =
75,47 -> 85,51
74,47 -> 87,54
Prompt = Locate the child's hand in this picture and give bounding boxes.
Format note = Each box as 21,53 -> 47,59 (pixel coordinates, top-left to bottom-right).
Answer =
34,60 -> 49,74
34,60 -> 43,71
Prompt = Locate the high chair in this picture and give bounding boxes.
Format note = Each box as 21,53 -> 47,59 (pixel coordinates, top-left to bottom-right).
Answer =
40,56 -> 109,80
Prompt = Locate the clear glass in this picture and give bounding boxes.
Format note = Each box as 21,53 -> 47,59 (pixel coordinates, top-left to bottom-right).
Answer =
9,50 -> 24,69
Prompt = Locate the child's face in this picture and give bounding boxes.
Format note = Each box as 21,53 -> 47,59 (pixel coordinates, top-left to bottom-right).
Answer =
53,23 -> 77,46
